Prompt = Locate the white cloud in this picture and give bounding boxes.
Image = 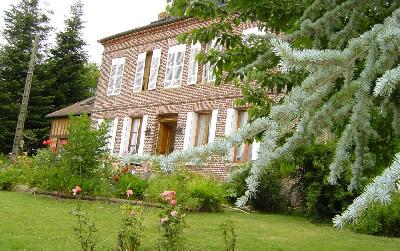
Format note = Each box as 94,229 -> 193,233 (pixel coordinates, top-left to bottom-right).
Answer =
0,0 -> 167,63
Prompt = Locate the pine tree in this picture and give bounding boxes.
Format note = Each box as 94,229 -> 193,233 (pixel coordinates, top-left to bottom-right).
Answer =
0,0 -> 53,154
124,0 -> 400,228
48,0 -> 96,110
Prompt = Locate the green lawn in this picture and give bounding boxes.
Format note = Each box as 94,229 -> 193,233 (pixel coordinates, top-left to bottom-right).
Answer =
0,192 -> 399,250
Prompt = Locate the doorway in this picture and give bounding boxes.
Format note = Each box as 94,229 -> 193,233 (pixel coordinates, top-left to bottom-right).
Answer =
156,115 -> 178,155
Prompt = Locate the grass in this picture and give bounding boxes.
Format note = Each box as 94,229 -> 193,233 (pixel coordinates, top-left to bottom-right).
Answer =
0,191 -> 399,250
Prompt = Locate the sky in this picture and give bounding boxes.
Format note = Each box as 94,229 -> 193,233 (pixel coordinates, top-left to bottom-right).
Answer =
0,0 -> 167,64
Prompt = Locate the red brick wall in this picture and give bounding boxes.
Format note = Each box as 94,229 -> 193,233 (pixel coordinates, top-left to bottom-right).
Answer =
93,18 -> 273,178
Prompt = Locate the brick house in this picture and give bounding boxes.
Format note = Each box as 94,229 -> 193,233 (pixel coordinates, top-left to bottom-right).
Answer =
92,16 -> 268,177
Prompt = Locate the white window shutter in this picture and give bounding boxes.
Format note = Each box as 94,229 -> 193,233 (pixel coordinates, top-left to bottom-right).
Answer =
208,109 -> 218,143
133,53 -> 146,92
224,108 -> 238,161
148,49 -> 161,90
252,141 -> 260,160
183,112 -> 198,149
119,117 -> 131,156
109,118 -> 119,154
138,115 -> 148,154
188,43 -> 200,85
224,108 -> 238,135
183,112 -> 194,150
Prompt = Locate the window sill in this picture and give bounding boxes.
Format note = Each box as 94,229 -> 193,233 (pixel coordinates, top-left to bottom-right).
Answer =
163,86 -> 181,90
107,93 -> 121,97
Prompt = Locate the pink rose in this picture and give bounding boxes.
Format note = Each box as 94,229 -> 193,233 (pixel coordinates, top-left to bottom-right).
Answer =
170,210 -> 177,217
126,189 -> 133,197
169,199 -> 177,206
72,186 -> 82,196
160,216 -> 169,224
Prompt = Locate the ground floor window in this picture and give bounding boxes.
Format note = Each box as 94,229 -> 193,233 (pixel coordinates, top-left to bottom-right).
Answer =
128,117 -> 142,153
235,110 -> 252,161
194,112 -> 212,147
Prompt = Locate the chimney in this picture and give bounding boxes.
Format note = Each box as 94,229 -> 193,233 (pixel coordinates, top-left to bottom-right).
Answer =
158,11 -> 169,20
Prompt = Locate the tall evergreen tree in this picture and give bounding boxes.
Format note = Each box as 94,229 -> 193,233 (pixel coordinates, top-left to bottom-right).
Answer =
125,0 -> 400,227
48,0 -> 96,110
0,0 -> 53,154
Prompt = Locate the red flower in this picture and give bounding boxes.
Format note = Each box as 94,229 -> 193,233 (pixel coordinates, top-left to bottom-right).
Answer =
60,139 -> 67,145
123,166 -> 129,174
42,139 -> 51,145
113,175 -> 119,182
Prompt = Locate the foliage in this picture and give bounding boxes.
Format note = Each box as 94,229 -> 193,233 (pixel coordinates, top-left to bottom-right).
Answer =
157,191 -> 186,251
145,173 -> 189,204
114,169 -> 149,200
120,0 -> 400,228
351,191 -> 400,237
226,162 -> 286,212
47,0 -> 98,110
61,114 -> 109,177
117,205 -> 144,251
219,220 -> 237,251
186,175 -> 225,212
0,0 -> 53,154
290,144 -> 355,222
145,172 -> 225,212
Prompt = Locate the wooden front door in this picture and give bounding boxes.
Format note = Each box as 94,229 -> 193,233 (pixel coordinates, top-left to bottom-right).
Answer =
156,116 -> 178,155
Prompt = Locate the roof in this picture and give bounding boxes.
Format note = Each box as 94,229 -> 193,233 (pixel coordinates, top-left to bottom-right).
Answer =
98,17 -> 185,44
46,97 -> 95,118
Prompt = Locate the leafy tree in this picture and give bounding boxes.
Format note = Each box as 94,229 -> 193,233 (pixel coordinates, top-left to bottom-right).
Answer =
48,0 -> 97,110
0,0 -> 53,154
125,0 -> 400,227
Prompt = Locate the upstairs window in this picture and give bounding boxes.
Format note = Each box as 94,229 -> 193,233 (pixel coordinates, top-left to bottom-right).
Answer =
187,42 -> 201,85
164,44 -> 186,88
133,49 -> 162,92
107,58 -> 125,96
203,39 -> 221,83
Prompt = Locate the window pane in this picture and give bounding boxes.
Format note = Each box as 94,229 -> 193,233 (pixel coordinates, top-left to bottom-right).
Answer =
117,64 -> 124,76
173,65 -> 183,81
175,51 -> 184,65
167,53 -> 175,67
115,76 -> 122,89
165,67 -> 173,81
110,65 -> 117,77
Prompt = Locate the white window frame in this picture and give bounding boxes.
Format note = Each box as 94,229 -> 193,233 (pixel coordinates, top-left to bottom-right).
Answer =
187,42 -> 201,85
164,44 -> 186,88
107,58 -> 125,96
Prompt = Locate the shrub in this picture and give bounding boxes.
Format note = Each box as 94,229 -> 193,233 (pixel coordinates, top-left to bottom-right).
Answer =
145,172 -> 225,212
157,190 -> 186,250
117,205 -> 144,251
186,176 -> 225,212
114,172 -> 148,200
61,114 -> 109,177
145,172 -> 190,204
226,162 -> 287,212
290,144 -> 355,222
351,192 -> 400,237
